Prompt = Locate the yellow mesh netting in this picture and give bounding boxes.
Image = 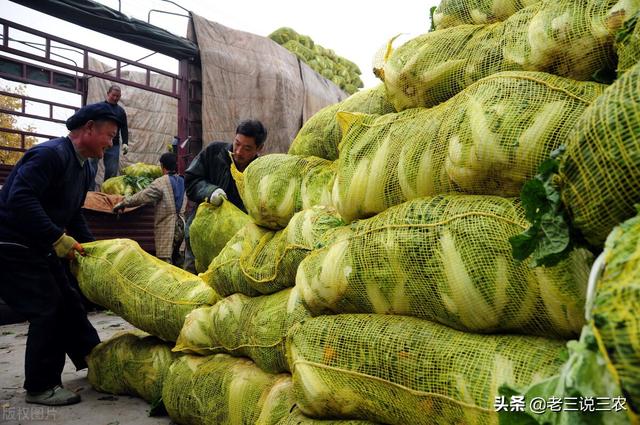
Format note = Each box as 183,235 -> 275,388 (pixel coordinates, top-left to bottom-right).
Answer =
297,195 -> 592,338
121,163 -> 162,179
592,214 -> 640,413
201,222 -> 272,297
333,71 -> 604,223
615,10 -> 640,75
560,60 -> 640,247
287,314 -> 565,425
381,0 -> 621,110
256,375 -> 297,425
288,84 -> 396,160
190,200 -> 251,273
72,239 -> 219,341
280,407 -> 379,424
174,289 -> 291,373
101,176 -> 136,196
87,330 -> 178,406
243,154 -> 334,229
433,0 -> 540,29
230,154 -> 245,199
201,206 -> 343,297
162,354 -> 291,425
301,161 -> 336,210
174,287 -> 311,373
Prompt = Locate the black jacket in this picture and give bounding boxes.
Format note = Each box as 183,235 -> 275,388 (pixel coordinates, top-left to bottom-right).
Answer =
184,142 -> 249,212
103,100 -> 128,146
0,137 -> 94,253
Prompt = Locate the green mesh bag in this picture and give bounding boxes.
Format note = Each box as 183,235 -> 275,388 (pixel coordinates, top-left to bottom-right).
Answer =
333,71 -> 603,223
162,354 -> 290,425
201,206 -> 344,297
288,85 -> 396,161
498,324 -> 638,425
287,314 -> 565,425
257,376 -> 297,425
87,330 -> 178,408
560,60 -> 640,247
298,195 -> 592,338
615,10 -> 640,74
122,162 -> 162,179
381,0 -> 620,110
269,27 -> 298,45
190,200 -> 251,273
301,161 -> 336,209
433,0 -> 540,29
283,40 -> 316,62
174,288 -> 305,373
201,222 -> 273,297
174,286 -> 310,373
591,213 -> 640,413
101,175 -> 135,196
243,154 -> 333,229
278,407 -> 379,424
72,239 -> 219,341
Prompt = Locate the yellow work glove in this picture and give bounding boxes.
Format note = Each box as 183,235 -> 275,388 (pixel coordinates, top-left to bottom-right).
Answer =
53,233 -> 85,259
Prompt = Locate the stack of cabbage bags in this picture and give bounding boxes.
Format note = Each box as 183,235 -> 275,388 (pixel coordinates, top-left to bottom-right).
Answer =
269,27 -> 364,94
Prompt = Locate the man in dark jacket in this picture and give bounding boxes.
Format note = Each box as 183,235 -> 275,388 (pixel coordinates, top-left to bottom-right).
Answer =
183,119 -> 267,272
89,85 -> 129,189
0,103 -> 120,406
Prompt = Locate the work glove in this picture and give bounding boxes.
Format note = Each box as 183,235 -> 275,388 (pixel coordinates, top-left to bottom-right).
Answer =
53,233 -> 85,259
122,144 -> 129,155
112,201 -> 126,214
208,188 -> 227,207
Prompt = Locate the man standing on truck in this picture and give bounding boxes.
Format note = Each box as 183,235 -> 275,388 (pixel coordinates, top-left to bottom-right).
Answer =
0,103 -> 121,406
182,119 -> 267,273
89,84 -> 129,190
112,152 -> 187,266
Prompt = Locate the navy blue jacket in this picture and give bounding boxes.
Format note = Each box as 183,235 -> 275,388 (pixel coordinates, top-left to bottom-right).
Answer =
0,136 -> 94,253
103,100 -> 128,146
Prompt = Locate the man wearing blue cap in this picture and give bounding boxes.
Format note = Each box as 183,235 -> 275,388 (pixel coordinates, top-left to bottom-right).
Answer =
0,102 -> 120,406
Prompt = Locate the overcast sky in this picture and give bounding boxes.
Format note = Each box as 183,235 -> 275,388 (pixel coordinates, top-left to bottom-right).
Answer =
1,0 -> 438,135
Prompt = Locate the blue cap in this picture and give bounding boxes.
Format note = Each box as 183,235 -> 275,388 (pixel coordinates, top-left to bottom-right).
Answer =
66,103 -> 122,130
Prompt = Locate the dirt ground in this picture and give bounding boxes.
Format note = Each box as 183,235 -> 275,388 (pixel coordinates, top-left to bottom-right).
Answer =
0,312 -> 174,425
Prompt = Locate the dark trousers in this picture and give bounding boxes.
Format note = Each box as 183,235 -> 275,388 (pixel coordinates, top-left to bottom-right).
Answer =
0,244 -> 100,392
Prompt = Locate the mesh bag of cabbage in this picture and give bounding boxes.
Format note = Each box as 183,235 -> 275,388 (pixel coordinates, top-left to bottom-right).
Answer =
288,84 -> 396,161
71,239 -> 219,341
87,330 -> 178,406
122,162 -> 162,179
378,0 -> 622,110
560,61 -> 640,247
201,206 -> 343,297
433,0 -> 539,30
162,354 -> 292,425
591,214 -> 640,413
101,175 -> 135,196
189,200 -> 251,273
614,9 -> 640,75
287,314 -> 565,425
279,407 -> 379,424
174,287 -> 311,373
333,71 -> 603,223
297,195 -> 592,338
242,154 -> 334,229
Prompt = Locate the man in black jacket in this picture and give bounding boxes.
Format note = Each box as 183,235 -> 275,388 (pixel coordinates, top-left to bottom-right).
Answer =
183,119 -> 267,272
89,85 -> 129,189
0,103 -> 120,406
